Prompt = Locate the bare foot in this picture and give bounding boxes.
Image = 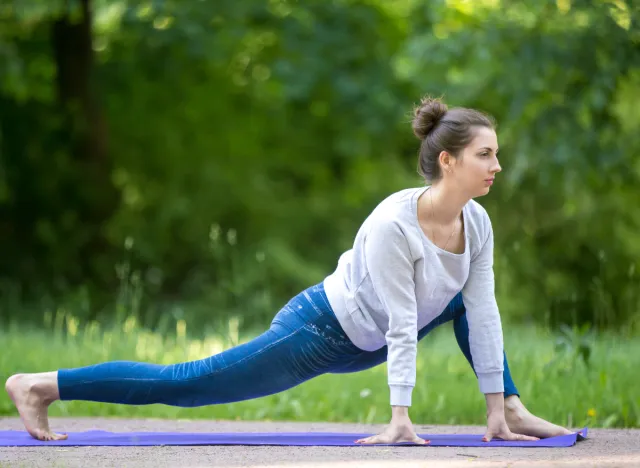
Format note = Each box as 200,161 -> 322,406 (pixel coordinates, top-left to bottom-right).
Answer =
5,372 -> 68,441
505,395 -> 573,439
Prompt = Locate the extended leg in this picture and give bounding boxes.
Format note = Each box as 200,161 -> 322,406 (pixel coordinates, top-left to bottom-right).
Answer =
5,283 -> 360,439
56,317 -> 353,406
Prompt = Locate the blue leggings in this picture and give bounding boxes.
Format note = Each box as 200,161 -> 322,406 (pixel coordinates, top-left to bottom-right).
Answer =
58,282 -> 518,406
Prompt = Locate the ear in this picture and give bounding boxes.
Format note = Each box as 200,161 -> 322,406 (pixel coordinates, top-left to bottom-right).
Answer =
438,151 -> 456,174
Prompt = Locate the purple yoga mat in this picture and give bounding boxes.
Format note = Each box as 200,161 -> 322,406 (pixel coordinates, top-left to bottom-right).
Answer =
0,428 -> 587,447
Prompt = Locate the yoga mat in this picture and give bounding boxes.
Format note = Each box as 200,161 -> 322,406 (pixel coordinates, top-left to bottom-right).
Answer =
0,428 -> 587,447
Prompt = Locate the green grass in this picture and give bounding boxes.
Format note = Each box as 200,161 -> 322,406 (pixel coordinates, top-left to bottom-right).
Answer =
1,311 -> 639,429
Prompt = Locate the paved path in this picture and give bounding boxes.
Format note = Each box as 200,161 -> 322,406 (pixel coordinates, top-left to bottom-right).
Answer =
1,418 -> 639,467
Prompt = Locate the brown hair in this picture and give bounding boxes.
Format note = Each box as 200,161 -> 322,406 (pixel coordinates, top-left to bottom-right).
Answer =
412,97 -> 496,181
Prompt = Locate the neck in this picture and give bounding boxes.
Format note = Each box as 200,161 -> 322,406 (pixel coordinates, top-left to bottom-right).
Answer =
422,181 -> 469,225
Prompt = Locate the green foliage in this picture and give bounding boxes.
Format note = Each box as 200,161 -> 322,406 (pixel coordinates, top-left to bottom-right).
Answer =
401,0 -> 640,328
551,323 -> 595,367
0,0 -> 639,329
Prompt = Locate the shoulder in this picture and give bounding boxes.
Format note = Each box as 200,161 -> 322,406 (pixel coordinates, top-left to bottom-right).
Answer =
368,188 -> 420,232
464,200 -> 493,250
464,199 -> 492,226
364,188 -> 423,255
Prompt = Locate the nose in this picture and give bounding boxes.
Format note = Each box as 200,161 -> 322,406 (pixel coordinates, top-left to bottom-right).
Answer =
491,156 -> 502,174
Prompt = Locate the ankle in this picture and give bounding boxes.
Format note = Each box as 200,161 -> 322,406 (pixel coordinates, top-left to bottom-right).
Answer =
504,395 -> 525,413
28,373 -> 59,404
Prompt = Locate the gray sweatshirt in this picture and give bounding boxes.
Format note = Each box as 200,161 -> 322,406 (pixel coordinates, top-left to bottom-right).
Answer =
323,187 -> 504,407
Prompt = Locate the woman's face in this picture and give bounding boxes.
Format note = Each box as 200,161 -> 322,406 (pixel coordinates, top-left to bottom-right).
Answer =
448,126 -> 502,198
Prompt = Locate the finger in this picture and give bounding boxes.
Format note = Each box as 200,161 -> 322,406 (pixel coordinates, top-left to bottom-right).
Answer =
413,435 -> 429,445
482,430 -> 494,442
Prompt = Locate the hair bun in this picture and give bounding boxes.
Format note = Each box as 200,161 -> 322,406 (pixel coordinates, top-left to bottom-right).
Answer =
412,97 -> 448,140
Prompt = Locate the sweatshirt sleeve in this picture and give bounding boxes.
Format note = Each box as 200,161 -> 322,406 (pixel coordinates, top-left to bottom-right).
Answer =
364,219 -> 418,407
461,213 -> 505,394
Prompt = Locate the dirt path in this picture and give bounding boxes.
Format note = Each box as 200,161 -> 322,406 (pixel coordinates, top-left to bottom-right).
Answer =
1,418 -> 638,468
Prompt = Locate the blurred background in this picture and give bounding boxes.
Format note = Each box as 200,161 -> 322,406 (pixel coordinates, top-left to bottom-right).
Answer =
1,0 -> 639,426
3,0 -> 639,332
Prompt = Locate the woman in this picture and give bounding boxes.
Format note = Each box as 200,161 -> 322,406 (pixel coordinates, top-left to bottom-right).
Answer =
6,97 -> 572,444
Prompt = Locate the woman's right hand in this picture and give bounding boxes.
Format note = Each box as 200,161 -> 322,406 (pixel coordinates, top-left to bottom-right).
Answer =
355,406 -> 429,445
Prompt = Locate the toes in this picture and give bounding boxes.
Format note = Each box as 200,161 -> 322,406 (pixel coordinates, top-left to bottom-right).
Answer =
32,429 -> 67,442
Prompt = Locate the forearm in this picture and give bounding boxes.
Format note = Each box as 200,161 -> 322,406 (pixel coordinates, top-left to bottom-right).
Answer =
462,218 -> 505,391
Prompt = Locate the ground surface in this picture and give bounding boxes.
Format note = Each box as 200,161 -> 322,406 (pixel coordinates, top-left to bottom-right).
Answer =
1,418 -> 638,468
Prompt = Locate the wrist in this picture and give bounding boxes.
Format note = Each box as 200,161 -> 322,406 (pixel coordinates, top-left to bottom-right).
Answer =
391,405 -> 410,421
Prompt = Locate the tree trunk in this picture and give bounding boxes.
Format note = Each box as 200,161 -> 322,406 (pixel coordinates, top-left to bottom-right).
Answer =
51,0 -> 118,287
